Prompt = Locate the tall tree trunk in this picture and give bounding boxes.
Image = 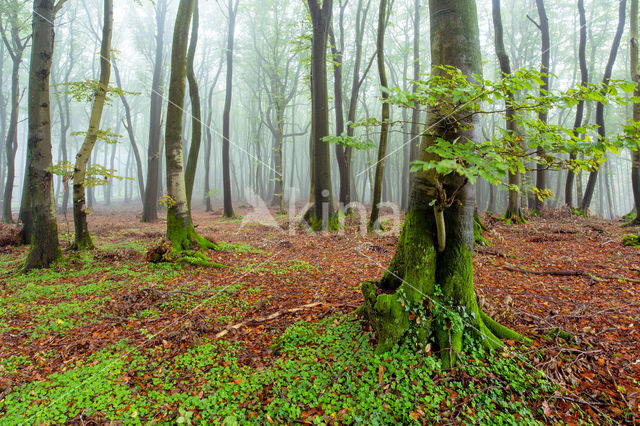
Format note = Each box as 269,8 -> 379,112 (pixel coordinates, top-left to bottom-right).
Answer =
362,0 -> 525,367
71,0 -> 113,250
23,0 -> 62,270
492,0 -> 523,222
369,0 -> 392,229
222,0 -> 239,218
330,2 -> 348,211
2,57 -> 21,224
630,0 -> 640,223
184,0 -> 201,208
565,0 -> 588,209
164,0 -> 217,259
142,0 -> 167,222
580,0 -> 627,213
533,0 -> 550,214
113,60 -> 145,200
408,0 -> 421,198
306,0 -> 335,229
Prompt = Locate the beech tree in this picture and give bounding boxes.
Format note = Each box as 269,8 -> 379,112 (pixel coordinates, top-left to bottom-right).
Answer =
222,0 -> 239,218
579,0 -> 626,214
368,0 -> 392,229
23,0 -> 67,270
630,0 -> 640,224
0,0 -> 31,225
306,0 -> 335,229
142,0 -> 167,223
492,0 -> 524,223
70,0 -> 113,250
564,0 -> 588,209
361,0 -> 526,367
163,0 -> 218,262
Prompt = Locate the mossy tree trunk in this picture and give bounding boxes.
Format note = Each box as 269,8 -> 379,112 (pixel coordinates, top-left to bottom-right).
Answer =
164,0 -> 217,262
23,0 -> 62,270
362,0 -> 526,367
70,0 -> 112,250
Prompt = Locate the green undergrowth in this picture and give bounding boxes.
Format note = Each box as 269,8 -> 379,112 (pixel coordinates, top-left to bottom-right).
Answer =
1,315 -> 555,424
0,251 -> 185,339
623,234 -> 640,247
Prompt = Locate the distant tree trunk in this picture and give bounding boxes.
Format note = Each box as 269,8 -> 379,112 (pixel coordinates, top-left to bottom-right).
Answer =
222,0 -> 239,218
164,0 -> 217,257
580,0 -> 626,213
1,13 -> 29,224
565,0 -> 588,209
362,0 -> 525,366
492,0 -> 523,222
142,0 -> 167,222
343,0 -> 373,207
330,2 -> 348,211
630,0 -> 640,223
23,0 -> 63,270
306,0 -> 335,229
532,0 -> 549,214
71,0 -> 113,250
113,60 -> 145,201
203,72 -> 219,212
184,0 -> 201,208
369,0 -> 392,229
408,0 -> 421,197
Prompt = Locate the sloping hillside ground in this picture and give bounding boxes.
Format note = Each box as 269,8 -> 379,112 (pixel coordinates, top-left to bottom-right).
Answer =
0,206 -> 638,424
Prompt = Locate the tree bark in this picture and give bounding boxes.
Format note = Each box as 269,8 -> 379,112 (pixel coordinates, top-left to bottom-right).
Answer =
1,8 -> 29,224
369,0 -> 392,229
184,0 -> 201,208
142,0 -> 167,222
306,0 -> 335,229
222,0 -> 239,218
580,0 -> 626,213
71,0 -> 113,250
630,0 -> 640,223
362,0 -> 525,366
113,60 -> 145,201
164,0 -> 218,262
23,0 -> 62,270
492,0 -> 523,222
533,0 -> 550,214
565,0 -> 588,209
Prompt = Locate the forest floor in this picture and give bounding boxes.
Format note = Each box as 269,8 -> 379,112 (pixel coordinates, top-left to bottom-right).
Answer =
0,205 -> 638,424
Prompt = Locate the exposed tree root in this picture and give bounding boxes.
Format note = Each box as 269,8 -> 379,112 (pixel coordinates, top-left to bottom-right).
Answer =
474,215 -> 490,247
498,209 -> 527,225
146,236 -> 225,268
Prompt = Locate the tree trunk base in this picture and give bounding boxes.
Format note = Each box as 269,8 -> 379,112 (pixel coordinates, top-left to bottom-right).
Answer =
499,209 -> 527,225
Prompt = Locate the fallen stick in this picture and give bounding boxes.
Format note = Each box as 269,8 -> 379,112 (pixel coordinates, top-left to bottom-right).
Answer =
214,302 -> 326,339
502,266 -> 640,284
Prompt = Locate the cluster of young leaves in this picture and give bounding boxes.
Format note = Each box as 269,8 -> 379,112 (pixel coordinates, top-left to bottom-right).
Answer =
385,66 -> 637,201
47,161 -> 131,188
70,128 -> 122,145
54,80 -> 137,104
